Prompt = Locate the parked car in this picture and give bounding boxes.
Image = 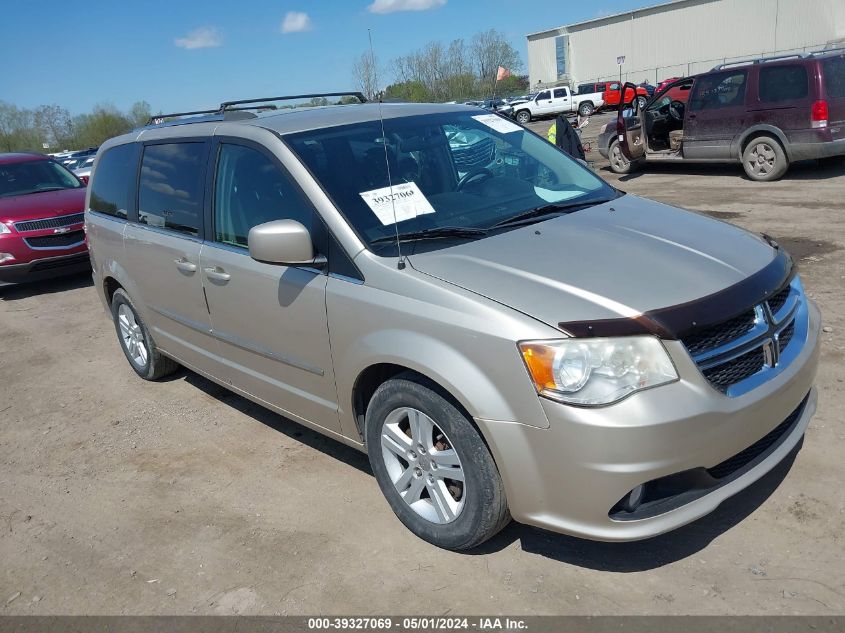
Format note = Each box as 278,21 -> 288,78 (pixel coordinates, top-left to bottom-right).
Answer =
73,155 -> 96,184
513,86 -> 604,124
599,49 -> 845,180
638,81 -> 656,97
602,82 -> 650,109
481,99 -> 514,117
61,147 -> 98,167
0,153 -> 89,283
87,96 -> 819,551
657,76 -> 682,93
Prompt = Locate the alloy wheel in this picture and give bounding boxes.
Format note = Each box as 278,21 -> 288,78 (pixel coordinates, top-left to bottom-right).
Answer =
380,407 -> 466,524
118,304 -> 148,368
611,142 -> 630,171
748,142 -> 776,177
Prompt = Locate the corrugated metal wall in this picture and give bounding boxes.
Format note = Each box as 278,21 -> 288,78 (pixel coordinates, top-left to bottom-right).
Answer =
527,0 -> 845,88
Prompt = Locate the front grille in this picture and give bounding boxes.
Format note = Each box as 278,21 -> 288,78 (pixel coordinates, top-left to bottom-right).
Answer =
778,319 -> 795,352
702,346 -> 766,392
24,230 -> 85,249
14,212 -> 84,232
452,137 -> 496,172
29,252 -> 90,272
767,286 -> 791,315
707,395 -> 807,479
682,309 -> 756,356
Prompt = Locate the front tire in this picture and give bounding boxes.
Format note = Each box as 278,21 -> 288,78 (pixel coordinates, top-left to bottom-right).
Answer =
742,135 -> 788,181
365,375 -> 510,550
608,138 -> 636,174
111,288 -> 178,380
515,110 -> 531,125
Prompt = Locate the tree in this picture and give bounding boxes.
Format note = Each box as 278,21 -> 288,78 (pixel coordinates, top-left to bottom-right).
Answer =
383,81 -> 431,103
352,51 -> 380,101
0,101 -> 41,152
471,29 -> 522,86
71,104 -> 133,148
33,105 -> 73,149
129,101 -> 152,127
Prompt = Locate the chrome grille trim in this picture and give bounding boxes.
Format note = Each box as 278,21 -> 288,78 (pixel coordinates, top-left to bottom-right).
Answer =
13,212 -> 85,233
683,277 -> 807,396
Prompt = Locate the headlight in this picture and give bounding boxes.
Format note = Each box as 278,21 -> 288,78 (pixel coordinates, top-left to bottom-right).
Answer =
0,222 -> 10,234
519,337 -> 678,406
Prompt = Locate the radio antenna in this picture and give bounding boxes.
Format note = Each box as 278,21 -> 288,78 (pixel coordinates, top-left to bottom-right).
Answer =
369,28 -> 405,270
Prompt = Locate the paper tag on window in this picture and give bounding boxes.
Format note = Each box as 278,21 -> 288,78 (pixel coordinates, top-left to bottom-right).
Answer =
472,114 -> 523,134
359,182 -> 435,226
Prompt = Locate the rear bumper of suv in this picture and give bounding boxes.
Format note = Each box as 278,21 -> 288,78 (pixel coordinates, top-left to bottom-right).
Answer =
787,135 -> 845,161
478,298 -> 820,541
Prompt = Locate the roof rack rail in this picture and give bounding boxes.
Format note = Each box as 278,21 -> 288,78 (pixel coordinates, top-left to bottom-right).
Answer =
809,45 -> 845,57
711,52 -> 807,71
143,91 -> 367,128
218,91 -> 367,111
144,109 -> 219,126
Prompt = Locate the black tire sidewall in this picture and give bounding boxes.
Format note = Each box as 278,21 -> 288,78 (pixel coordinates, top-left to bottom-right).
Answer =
609,139 -> 633,174
365,378 -> 507,550
516,111 -> 530,124
111,289 -> 154,379
579,102 -> 594,116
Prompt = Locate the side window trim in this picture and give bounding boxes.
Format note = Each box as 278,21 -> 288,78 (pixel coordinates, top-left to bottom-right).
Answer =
136,137 -> 211,240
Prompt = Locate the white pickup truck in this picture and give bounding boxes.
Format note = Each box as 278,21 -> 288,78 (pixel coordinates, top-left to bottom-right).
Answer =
512,86 -> 603,124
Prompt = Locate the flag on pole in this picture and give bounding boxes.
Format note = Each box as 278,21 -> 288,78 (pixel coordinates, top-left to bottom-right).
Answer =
496,66 -> 512,81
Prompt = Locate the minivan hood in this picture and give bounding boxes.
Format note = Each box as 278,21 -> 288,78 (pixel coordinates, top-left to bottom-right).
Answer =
0,187 -> 86,223
409,194 -> 777,329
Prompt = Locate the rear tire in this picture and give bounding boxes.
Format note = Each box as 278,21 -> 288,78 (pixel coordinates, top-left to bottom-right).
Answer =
111,289 -> 178,380
608,138 -> 636,174
515,110 -> 531,125
742,135 -> 788,181
578,102 -> 594,116
365,375 -> 510,550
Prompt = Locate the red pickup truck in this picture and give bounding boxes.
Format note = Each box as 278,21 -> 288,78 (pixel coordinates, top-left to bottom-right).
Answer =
602,82 -> 650,109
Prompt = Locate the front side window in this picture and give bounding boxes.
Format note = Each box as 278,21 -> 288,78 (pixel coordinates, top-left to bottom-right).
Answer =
536,90 -> 551,101
689,70 -> 747,110
759,65 -> 809,102
213,143 -> 313,248
0,160 -> 82,198
286,111 -> 616,255
89,144 -> 138,218
138,143 -> 206,236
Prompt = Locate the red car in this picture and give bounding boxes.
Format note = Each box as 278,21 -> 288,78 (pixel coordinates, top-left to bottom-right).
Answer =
0,153 -> 90,283
656,76 -> 683,93
602,82 -> 650,108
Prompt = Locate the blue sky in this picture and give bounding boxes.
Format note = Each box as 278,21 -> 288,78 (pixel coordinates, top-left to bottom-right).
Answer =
4,0 -> 645,114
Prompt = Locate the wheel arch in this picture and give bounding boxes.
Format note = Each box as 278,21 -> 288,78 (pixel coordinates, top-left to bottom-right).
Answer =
736,125 -> 791,161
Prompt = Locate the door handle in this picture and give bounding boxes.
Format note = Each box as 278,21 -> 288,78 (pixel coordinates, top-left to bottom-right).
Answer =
204,267 -> 231,282
174,258 -> 197,273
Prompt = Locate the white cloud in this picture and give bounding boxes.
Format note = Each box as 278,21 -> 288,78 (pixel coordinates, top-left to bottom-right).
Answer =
174,26 -> 222,50
281,11 -> 312,33
367,0 -> 446,14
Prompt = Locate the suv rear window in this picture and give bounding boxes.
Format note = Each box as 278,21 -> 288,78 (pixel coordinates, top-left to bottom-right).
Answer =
759,65 -> 808,102
823,56 -> 845,98
138,143 -> 206,236
89,144 -> 138,219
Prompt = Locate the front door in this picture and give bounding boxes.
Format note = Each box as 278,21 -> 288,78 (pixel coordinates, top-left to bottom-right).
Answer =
616,83 -> 645,161
200,140 -> 340,432
683,69 -> 748,159
122,140 -> 220,373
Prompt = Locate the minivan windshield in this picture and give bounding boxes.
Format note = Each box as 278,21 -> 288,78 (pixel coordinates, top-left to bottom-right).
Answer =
0,160 -> 84,198
285,110 -> 616,255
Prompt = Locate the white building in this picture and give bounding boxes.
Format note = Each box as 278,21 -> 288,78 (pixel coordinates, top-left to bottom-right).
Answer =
526,0 -> 845,89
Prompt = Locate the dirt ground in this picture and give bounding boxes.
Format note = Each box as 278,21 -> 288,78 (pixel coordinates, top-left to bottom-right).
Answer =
1,113 -> 844,615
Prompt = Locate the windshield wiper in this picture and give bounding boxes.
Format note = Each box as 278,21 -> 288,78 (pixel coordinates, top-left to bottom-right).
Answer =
490,198 -> 616,229
370,226 -> 487,245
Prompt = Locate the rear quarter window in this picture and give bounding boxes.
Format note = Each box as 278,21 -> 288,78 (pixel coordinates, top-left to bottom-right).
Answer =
759,65 -> 809,102
823,56 -> 845,98
89,143 -> 139,219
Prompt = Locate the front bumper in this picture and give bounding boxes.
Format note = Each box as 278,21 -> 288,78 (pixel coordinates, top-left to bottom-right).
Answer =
0,251 -> 90,283
479,299 -> 820,541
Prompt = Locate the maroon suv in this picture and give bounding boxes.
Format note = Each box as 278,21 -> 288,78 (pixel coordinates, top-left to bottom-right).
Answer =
0,153 -> 89,282
600,49 -> 845,181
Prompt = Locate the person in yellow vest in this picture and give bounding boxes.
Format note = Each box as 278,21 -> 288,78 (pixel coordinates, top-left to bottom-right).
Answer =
547,121 -> 557,145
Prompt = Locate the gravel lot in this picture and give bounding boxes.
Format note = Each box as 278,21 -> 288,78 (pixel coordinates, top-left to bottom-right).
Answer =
1,112 -> 844,615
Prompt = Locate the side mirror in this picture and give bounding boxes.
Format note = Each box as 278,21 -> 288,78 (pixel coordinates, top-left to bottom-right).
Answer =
247,219 -> 325,267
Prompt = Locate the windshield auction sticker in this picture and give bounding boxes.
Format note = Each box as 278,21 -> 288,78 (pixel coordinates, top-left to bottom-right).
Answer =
359,182 -> 436,226
472,113 -> 523,134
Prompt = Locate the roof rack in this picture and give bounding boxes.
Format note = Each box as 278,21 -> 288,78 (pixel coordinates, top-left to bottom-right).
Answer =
143,91 -> 367,128
711,46 -> 845,71
218,92 -> 367,110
